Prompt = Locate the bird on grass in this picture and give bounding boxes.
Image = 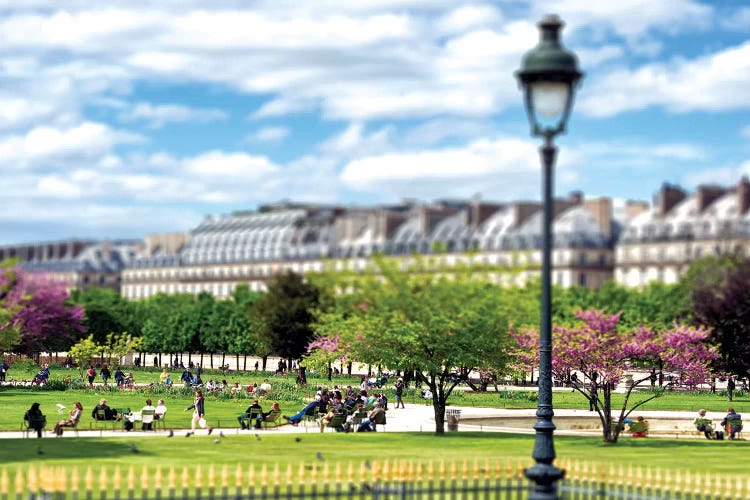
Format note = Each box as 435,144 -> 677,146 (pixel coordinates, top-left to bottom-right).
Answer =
37,447 -> 44,455
131,444 -> 139,454
167,430 -> 174,438
213,439 -> 220,444
316,452 -> 324,461
185,432 -> 192,437
219,431 -> 225,438
254,434 -> 261,441
294,437 -> 302,443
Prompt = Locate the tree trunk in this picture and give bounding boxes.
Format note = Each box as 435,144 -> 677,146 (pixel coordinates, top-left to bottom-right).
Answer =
221,353 -> 226,368
243,355 -> 247,371
327,362 -> 332,381
347,362 -> 352,376
262,356 -> 268,371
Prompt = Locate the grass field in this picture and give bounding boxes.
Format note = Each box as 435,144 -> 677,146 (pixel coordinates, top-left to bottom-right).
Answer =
1,432 -> 748,478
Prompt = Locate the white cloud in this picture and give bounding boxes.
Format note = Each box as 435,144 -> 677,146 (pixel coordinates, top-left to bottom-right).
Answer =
320,123 -> 394,158
531,0 -> 712,44
245,126 -> 290,142
341,137 -> 539,193
118,102 -> 228,128
0,122 -> 143,169
402,118 -> 494,147
436,4 -> 503,35
579,41 -> 750,117
742,126 -> 750,139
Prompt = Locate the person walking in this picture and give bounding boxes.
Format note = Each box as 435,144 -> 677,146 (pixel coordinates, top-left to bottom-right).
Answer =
86,366 -> 97,387
185,388 -> 212,435
100,364 -> 111,386
394,377 -> 405,409
727,377 -> 735,402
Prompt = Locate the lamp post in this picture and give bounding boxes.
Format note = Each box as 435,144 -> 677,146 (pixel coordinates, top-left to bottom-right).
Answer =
516,14 -> 582,500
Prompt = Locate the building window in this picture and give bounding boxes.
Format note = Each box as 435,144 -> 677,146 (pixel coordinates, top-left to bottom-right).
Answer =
578,273 -> 587,286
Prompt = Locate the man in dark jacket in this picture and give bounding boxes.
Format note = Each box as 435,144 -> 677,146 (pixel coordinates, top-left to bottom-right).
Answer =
238,399 -> 263,430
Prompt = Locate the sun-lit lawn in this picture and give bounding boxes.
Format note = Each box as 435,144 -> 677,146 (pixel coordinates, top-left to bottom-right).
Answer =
1,432 -> 748,478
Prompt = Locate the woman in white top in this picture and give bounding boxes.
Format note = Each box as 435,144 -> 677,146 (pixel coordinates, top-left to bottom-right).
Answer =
155,399 -> 167,419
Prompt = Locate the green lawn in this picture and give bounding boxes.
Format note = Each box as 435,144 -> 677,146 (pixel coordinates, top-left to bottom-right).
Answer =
1,432 -> 747,478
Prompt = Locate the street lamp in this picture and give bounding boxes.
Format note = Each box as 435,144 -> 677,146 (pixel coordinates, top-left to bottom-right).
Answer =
516,14 -> 582,500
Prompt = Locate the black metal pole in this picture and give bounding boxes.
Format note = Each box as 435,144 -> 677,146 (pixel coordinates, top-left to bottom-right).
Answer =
524,136 -> 565,500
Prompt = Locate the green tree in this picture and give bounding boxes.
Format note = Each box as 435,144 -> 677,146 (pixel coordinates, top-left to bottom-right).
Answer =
71,288 -> 132,344
68,335 -> 100,379
100,332 -> 143,367
313,257 -> 514,434
0,260 -> 22,352
690,256 -> 750,379
251,271 -> 323,370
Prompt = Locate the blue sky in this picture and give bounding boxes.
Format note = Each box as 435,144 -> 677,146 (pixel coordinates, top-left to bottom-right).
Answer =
1,0 -> 749,245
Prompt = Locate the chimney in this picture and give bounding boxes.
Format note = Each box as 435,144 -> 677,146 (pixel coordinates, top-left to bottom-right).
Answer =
512,202 -> 542,227
625,200 -> 649,219
471,202 -> 504,229
696,185 -> 726,212
739,176 -> 750,215
654,183 -> 686,217
583,197 -> 613,239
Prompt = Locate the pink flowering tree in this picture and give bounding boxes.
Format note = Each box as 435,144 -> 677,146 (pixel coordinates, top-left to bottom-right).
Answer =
511,309 -> 718,443
0,263 -> 85,357
303,334 -> 349,381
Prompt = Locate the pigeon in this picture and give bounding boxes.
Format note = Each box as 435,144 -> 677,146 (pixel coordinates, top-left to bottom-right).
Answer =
364,460 -> 371,469
316,452 -> 324,461
219,431 -> 225,438
208,428 -> 213,435
167,430 -> 174,438
37,447 -> 44,455
254,434 -> 261,441
131,444 -> 139,454
185,432 -> 192,437
294,437 -> 302,443
213,439 -> 220,444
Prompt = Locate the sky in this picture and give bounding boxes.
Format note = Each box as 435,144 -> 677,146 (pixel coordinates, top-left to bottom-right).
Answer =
1,0 -> 749,245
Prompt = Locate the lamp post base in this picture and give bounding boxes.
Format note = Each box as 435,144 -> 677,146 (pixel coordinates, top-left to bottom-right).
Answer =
525,462 -> 565,500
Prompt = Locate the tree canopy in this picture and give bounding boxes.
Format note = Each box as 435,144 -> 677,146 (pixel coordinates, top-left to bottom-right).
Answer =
310,257 -> 519,434
512,309 -> 718,443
